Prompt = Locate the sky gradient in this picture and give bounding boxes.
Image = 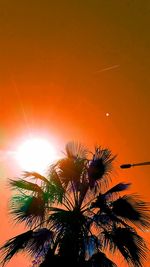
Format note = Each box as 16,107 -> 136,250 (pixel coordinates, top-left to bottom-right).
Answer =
0,1 -> 150,266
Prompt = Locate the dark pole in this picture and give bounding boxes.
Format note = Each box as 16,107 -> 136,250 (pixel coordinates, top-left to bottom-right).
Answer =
120,161 -> 150,169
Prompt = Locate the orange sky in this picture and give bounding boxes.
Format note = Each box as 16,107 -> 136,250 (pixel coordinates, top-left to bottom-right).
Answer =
0,1 -> 150,266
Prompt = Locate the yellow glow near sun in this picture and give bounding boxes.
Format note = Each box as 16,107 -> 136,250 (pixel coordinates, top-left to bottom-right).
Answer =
16,138 -> 57,174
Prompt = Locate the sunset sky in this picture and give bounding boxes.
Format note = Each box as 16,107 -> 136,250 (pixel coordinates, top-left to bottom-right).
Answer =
0,1 -> 150,266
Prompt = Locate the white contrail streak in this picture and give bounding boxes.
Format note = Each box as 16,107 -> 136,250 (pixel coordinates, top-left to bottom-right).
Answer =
95,64 -> 120,73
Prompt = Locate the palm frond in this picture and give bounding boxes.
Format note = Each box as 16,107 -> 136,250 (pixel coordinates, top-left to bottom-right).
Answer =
88,147 -> 116,189
90,183 -> 130,210
10,194 -> 45,226
93,213 -> 113,228
65,141 -> 88,159
103,227 -> 148,267
0,231 -> 33,266
23,171 -> 50,185
49,209 -> 85,229
50,168 -> 63,187
9,179 -> 43,194
48,169 -> 65,202
30,228 -> 53,255
0,229 -> 53,266
103,183 -> 131,199
89,251 -> 117,267
44,183 -> 63,204
112,195 -> 150,229
57,157 -> 85,192
90,193 -> 107,210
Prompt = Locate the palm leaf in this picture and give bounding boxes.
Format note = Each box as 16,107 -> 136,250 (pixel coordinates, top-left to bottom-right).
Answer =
90,183 -> 130,209
9,179 -> 43,194
23,171 -> 50,185
56,157 -> 86,200
57,158 -> 85,185
30,228 -> 53,255
10,194 -> 45,226
88,147 -> 116,189
89,251 -> 117,267
103,227 -> 148,267
103,183 -> 131,199
93,213 -> 113,228
0,229 -> 53,266
45,183 -> 64,204
49,209 -> 84,228
0,230 -> 33,266
65,141 -> 88,159
112,195 -> 150,229
48,169 -> 65,202
50,168 -> 63,187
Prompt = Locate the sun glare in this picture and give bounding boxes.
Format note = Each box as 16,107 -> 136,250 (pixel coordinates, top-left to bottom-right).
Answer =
16,138 -> 58,174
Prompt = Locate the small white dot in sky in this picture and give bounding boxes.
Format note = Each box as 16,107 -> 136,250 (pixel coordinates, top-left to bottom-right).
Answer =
106,113 -> 110,117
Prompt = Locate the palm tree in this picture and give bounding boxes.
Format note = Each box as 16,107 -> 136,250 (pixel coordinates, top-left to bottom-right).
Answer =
0,142 -> 150,267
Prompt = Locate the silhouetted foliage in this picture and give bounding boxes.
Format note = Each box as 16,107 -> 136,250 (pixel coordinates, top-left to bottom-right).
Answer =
0,142 -> 150,267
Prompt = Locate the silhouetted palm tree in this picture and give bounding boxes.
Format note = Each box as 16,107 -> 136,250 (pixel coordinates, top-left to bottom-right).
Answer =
1,142 -> 150,267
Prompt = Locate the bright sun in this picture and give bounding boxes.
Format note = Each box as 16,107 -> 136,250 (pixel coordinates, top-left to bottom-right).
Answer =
16,137 -> 58,174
